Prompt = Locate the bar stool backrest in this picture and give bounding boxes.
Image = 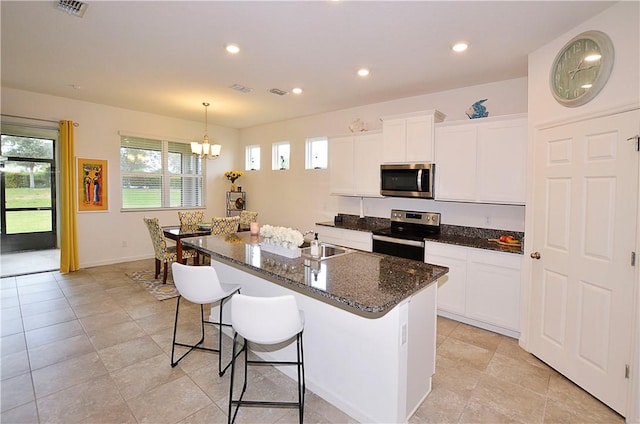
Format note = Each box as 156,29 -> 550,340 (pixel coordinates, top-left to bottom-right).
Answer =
172,262 -> 231,304
231,294 -> 303,345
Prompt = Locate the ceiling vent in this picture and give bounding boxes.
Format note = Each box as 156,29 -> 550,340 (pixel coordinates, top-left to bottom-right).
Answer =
57,0 -> 88,17
269,88 -> 289,96
230,84 -> 254,94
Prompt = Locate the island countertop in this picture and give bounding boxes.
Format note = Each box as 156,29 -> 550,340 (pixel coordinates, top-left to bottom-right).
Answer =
182,232 -> 448,318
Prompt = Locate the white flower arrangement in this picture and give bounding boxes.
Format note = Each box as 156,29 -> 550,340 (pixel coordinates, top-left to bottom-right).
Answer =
259,225 -> 304,250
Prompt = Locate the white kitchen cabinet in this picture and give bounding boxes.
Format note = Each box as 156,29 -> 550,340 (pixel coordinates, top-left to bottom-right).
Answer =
329,131 -> 382,197
434,114 -> 527,205
315,225 -> 372,252
382,110 -> 445,163
425,241 -> 522,337
424,242 -> 467,316
466,249 -> 521,332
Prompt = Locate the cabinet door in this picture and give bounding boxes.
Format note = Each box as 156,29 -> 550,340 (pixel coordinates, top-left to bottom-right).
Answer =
466,250 -> 521,331
425,242 -> 467,315
476,119 -> 527,204
329,135 -> 354,195
405,115 -> 434,162
316,226 -> 372,252
382,118 -> 406,163
353,132 -> 382,196
434,126 -> 477,201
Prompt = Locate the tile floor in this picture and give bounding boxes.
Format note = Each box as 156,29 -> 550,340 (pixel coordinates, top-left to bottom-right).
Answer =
0,258 -> 625,423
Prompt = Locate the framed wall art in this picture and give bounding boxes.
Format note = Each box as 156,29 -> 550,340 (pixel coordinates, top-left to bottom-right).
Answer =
77,158 -> 108,212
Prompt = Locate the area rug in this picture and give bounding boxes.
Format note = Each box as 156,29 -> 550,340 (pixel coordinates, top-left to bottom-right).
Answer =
126,270 -> 179,301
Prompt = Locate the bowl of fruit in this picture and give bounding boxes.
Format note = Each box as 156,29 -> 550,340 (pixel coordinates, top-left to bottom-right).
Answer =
489,235 -> 521,247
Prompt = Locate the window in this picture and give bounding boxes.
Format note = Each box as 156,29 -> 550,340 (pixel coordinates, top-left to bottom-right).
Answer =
305,136 -> 328,169
120,135 -> 203,210
245,145 -> 261,171
272,141 -> 290,170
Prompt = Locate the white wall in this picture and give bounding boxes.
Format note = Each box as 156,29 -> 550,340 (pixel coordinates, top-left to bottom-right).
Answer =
1,87 -> 240,267
528,2 -> 639,124
238,77 -> 528,233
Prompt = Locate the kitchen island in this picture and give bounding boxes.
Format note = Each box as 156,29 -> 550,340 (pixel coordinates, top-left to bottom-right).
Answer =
183,232 -> 448,423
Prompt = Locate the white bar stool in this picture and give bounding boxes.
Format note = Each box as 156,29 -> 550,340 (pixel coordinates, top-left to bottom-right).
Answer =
170,262 -> 241,376
228,294 -> 305,423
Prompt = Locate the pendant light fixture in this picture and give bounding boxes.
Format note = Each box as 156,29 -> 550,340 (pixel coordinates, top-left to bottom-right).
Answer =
191,102 -> 221,160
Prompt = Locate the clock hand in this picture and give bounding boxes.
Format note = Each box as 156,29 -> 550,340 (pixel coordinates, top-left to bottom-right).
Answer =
569,64 -> 597,79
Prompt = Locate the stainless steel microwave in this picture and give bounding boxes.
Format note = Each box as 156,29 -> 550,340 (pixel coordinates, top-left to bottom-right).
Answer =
380,163 -> 435,199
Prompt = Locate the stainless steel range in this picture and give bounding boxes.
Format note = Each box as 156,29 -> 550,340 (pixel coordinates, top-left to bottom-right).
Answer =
372,209 -> 441,261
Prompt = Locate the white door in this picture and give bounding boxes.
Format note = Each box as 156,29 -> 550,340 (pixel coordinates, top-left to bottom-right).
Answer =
528,109 -> 639,415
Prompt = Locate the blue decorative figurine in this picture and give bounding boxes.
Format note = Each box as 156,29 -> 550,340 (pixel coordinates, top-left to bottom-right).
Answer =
466,99 -> 489,119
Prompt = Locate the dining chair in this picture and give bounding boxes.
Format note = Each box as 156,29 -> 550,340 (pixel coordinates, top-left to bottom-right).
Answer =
210,216 -> 240,235
238,210 -> 258,231
228,294 -> 305,424
143,217 -> 199,284
170,263 -> 241,374
178,210 -> 206,231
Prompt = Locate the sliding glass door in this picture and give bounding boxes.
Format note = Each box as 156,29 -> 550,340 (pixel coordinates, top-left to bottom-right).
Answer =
1,128 -> 57,253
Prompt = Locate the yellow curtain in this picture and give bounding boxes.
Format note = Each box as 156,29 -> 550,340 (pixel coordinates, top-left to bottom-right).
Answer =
59,121 -> 79,272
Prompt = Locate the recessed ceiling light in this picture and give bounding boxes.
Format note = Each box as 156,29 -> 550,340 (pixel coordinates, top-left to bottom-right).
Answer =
225,44 -> 240,54
451,42 -> 469,53
292,87 -> 303,95
357,68 -> 370,77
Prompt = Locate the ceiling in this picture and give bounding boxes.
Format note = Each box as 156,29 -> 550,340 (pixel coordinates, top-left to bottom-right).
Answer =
1,1 -> 615,129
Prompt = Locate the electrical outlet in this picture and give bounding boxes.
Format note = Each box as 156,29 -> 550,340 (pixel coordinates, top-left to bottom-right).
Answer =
485,216 -> 491,225
121,240 -> 127,247
401,324 -> 407,345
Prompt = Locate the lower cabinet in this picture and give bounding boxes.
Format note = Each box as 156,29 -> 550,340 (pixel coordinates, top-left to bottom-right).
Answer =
315,226 -> 372,252
425,241 -> 522,337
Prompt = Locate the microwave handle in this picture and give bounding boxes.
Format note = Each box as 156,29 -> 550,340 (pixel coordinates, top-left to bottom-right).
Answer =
417,169 -> 423,192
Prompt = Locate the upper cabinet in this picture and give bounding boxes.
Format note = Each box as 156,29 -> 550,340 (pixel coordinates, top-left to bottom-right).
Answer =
381,110 -> 446,163
435,114 -> 527,205
329,131 -> 382,197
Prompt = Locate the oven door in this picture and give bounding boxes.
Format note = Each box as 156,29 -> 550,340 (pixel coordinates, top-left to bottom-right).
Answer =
372,235 -> 425,261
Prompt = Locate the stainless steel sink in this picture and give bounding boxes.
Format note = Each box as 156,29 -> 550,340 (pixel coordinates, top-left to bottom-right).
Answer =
301,243 -> 353,260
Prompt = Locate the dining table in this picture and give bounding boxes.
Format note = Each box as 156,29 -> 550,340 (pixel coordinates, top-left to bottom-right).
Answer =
162,226 -> 212,263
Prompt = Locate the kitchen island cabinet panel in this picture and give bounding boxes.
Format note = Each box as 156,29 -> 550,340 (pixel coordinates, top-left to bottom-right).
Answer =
183,233 -> 447,423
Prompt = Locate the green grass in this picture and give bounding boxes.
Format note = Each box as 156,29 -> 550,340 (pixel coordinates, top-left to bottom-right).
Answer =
5,187 -> 51,208
4,187 -> 195,233
4,188 -> 52,233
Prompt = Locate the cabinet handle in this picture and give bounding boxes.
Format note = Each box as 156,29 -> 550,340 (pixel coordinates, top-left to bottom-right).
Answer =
530,251 -> 541,260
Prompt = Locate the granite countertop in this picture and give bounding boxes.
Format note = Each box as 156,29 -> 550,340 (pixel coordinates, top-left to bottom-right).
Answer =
182,232 -> 448,319
423,233 -> 523,254
317,214 -> 524,255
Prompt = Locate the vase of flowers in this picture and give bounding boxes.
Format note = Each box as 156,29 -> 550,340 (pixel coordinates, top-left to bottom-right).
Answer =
259,225 -> 304,258
224,170 -> 243,192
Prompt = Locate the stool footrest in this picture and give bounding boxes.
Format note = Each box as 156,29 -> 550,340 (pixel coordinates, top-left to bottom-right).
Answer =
246,360 -> 299,366
231,400 -> 300,407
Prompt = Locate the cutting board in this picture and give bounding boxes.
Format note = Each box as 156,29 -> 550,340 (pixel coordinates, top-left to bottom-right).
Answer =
488,238 -> 522,247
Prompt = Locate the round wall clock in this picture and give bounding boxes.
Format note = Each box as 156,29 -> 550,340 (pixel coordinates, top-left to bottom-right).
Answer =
549,30 -> 614,107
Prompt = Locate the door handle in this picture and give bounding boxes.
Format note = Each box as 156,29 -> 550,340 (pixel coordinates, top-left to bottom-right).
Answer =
530,251 -> 541,260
